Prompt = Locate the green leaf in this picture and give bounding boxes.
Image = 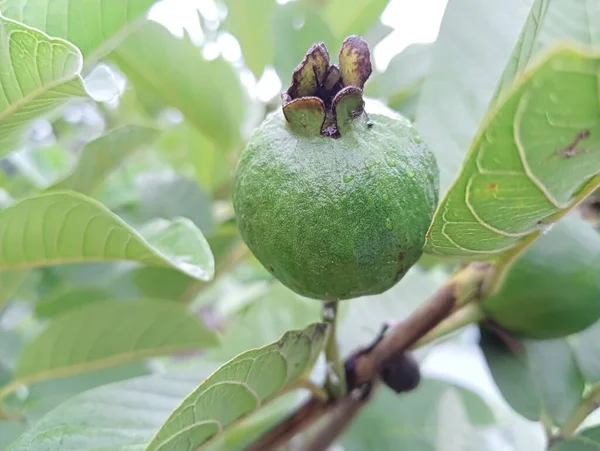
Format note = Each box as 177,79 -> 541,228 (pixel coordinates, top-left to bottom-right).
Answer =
145,322 -> 328,450
0,330 -> 24,387
522,337 -> 585,426
6,324 -> 325,450
480,326 -> 584,425
49,125 -> 160,196
222,0 -> 275,77
272,2 -> 336,80
17,361 -> 150,421
551,426 -> 600,450
324,0 -> 388,44
0,0 -> 157,61
0,270 -> 28,310
424,46 -> 600,259
340,378 -> 494,451
0,421 -> 27,449
136,175 -> 214,235
0,191 -> 215,280
112,266 -> 196,303
111,20 -> 245,150
494,0 -> 600,103
570,320 -> 600,384
156,123 -> 231,194
8,300 -> 218,390
34,286 -> 111,318
368,43 -> 433,120
206,282 -> 321,362
0,14 -> 87,153
415,0 -> 532,192
7,364 -> 218,451
435,389 -> 474,451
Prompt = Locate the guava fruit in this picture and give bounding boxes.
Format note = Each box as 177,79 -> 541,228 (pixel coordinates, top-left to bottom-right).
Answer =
482,214 -> 600,339
233,36 -> 439,301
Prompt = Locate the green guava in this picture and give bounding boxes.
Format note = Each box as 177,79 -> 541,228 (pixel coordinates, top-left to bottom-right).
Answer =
233,37 -> 439,301
482,214 -> 600,339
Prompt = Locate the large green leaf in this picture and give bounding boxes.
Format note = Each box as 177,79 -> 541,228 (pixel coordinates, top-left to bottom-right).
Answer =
494,0 -> 600,102
156,122 -> 231,194
205,282 -> 321,362
340,379 -> 494,451
0,270 -> 28,310
435,389 -> 475,451
415,0 -> 533,192
424,46 -> 600,259
480,326 -> 584,426
34,286 -> 111,318
0,14 -> 87,153
0,421 -> 27,449
0,191 -> 214,279
15,362 -> 150,421
6,364 -> 218,451
0,0 -> 156,60
113,266 -> 197,302
146,323 -> 327,450
570,319 -> 600,384
551,426 -> 600,450
111,20 -> 245,150
7,300 -> 218,390
367,43 -> 433,116
49,125 -> 160,195
8,324 -> 328,450
222,0 -> 275,77
136,175 -> 214,234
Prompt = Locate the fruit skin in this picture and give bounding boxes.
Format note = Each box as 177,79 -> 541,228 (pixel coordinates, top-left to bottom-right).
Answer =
233,102 -> 439,301
482,214 -> 600,339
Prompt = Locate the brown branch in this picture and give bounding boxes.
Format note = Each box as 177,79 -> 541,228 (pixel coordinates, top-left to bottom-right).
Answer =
247,263 -> 492,450
299,384 -> 375,451
348,280 -> 457,388
246,396 -> 333,451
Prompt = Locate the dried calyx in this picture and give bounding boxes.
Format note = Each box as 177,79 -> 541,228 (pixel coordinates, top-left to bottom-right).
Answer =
282,36 -> 373,138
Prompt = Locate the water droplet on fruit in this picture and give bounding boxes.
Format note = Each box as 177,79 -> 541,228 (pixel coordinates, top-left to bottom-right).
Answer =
406,170 -> 415,179
343,174 -> 354,183
387,160 -> 396,167
413,135 -> 422,144
385,218 -> 393,230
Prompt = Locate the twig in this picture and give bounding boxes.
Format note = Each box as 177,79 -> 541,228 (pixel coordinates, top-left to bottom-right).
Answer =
246,396 -> 333,451
348,262 -> 491,389
322,301 -> 346,399
559,382 -> 600,438
411,302 -> 486,349
299,384 -> 374,451
247,263 -> 491,450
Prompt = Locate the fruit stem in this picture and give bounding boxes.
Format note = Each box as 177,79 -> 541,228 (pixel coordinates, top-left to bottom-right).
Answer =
559,381 -> 600,438
322,301 -> 347,400
411,303 -> 486,349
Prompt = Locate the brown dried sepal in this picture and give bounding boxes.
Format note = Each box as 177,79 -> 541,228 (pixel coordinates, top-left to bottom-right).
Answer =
287,43 -> 330,99
339,35 -> 373,89
333,86 -> 365,135
282,96 -> 326,136
282,35 -> 373,138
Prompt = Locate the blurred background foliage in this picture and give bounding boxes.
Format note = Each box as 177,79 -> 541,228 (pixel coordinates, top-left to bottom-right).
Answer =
0,0 -> 599,450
